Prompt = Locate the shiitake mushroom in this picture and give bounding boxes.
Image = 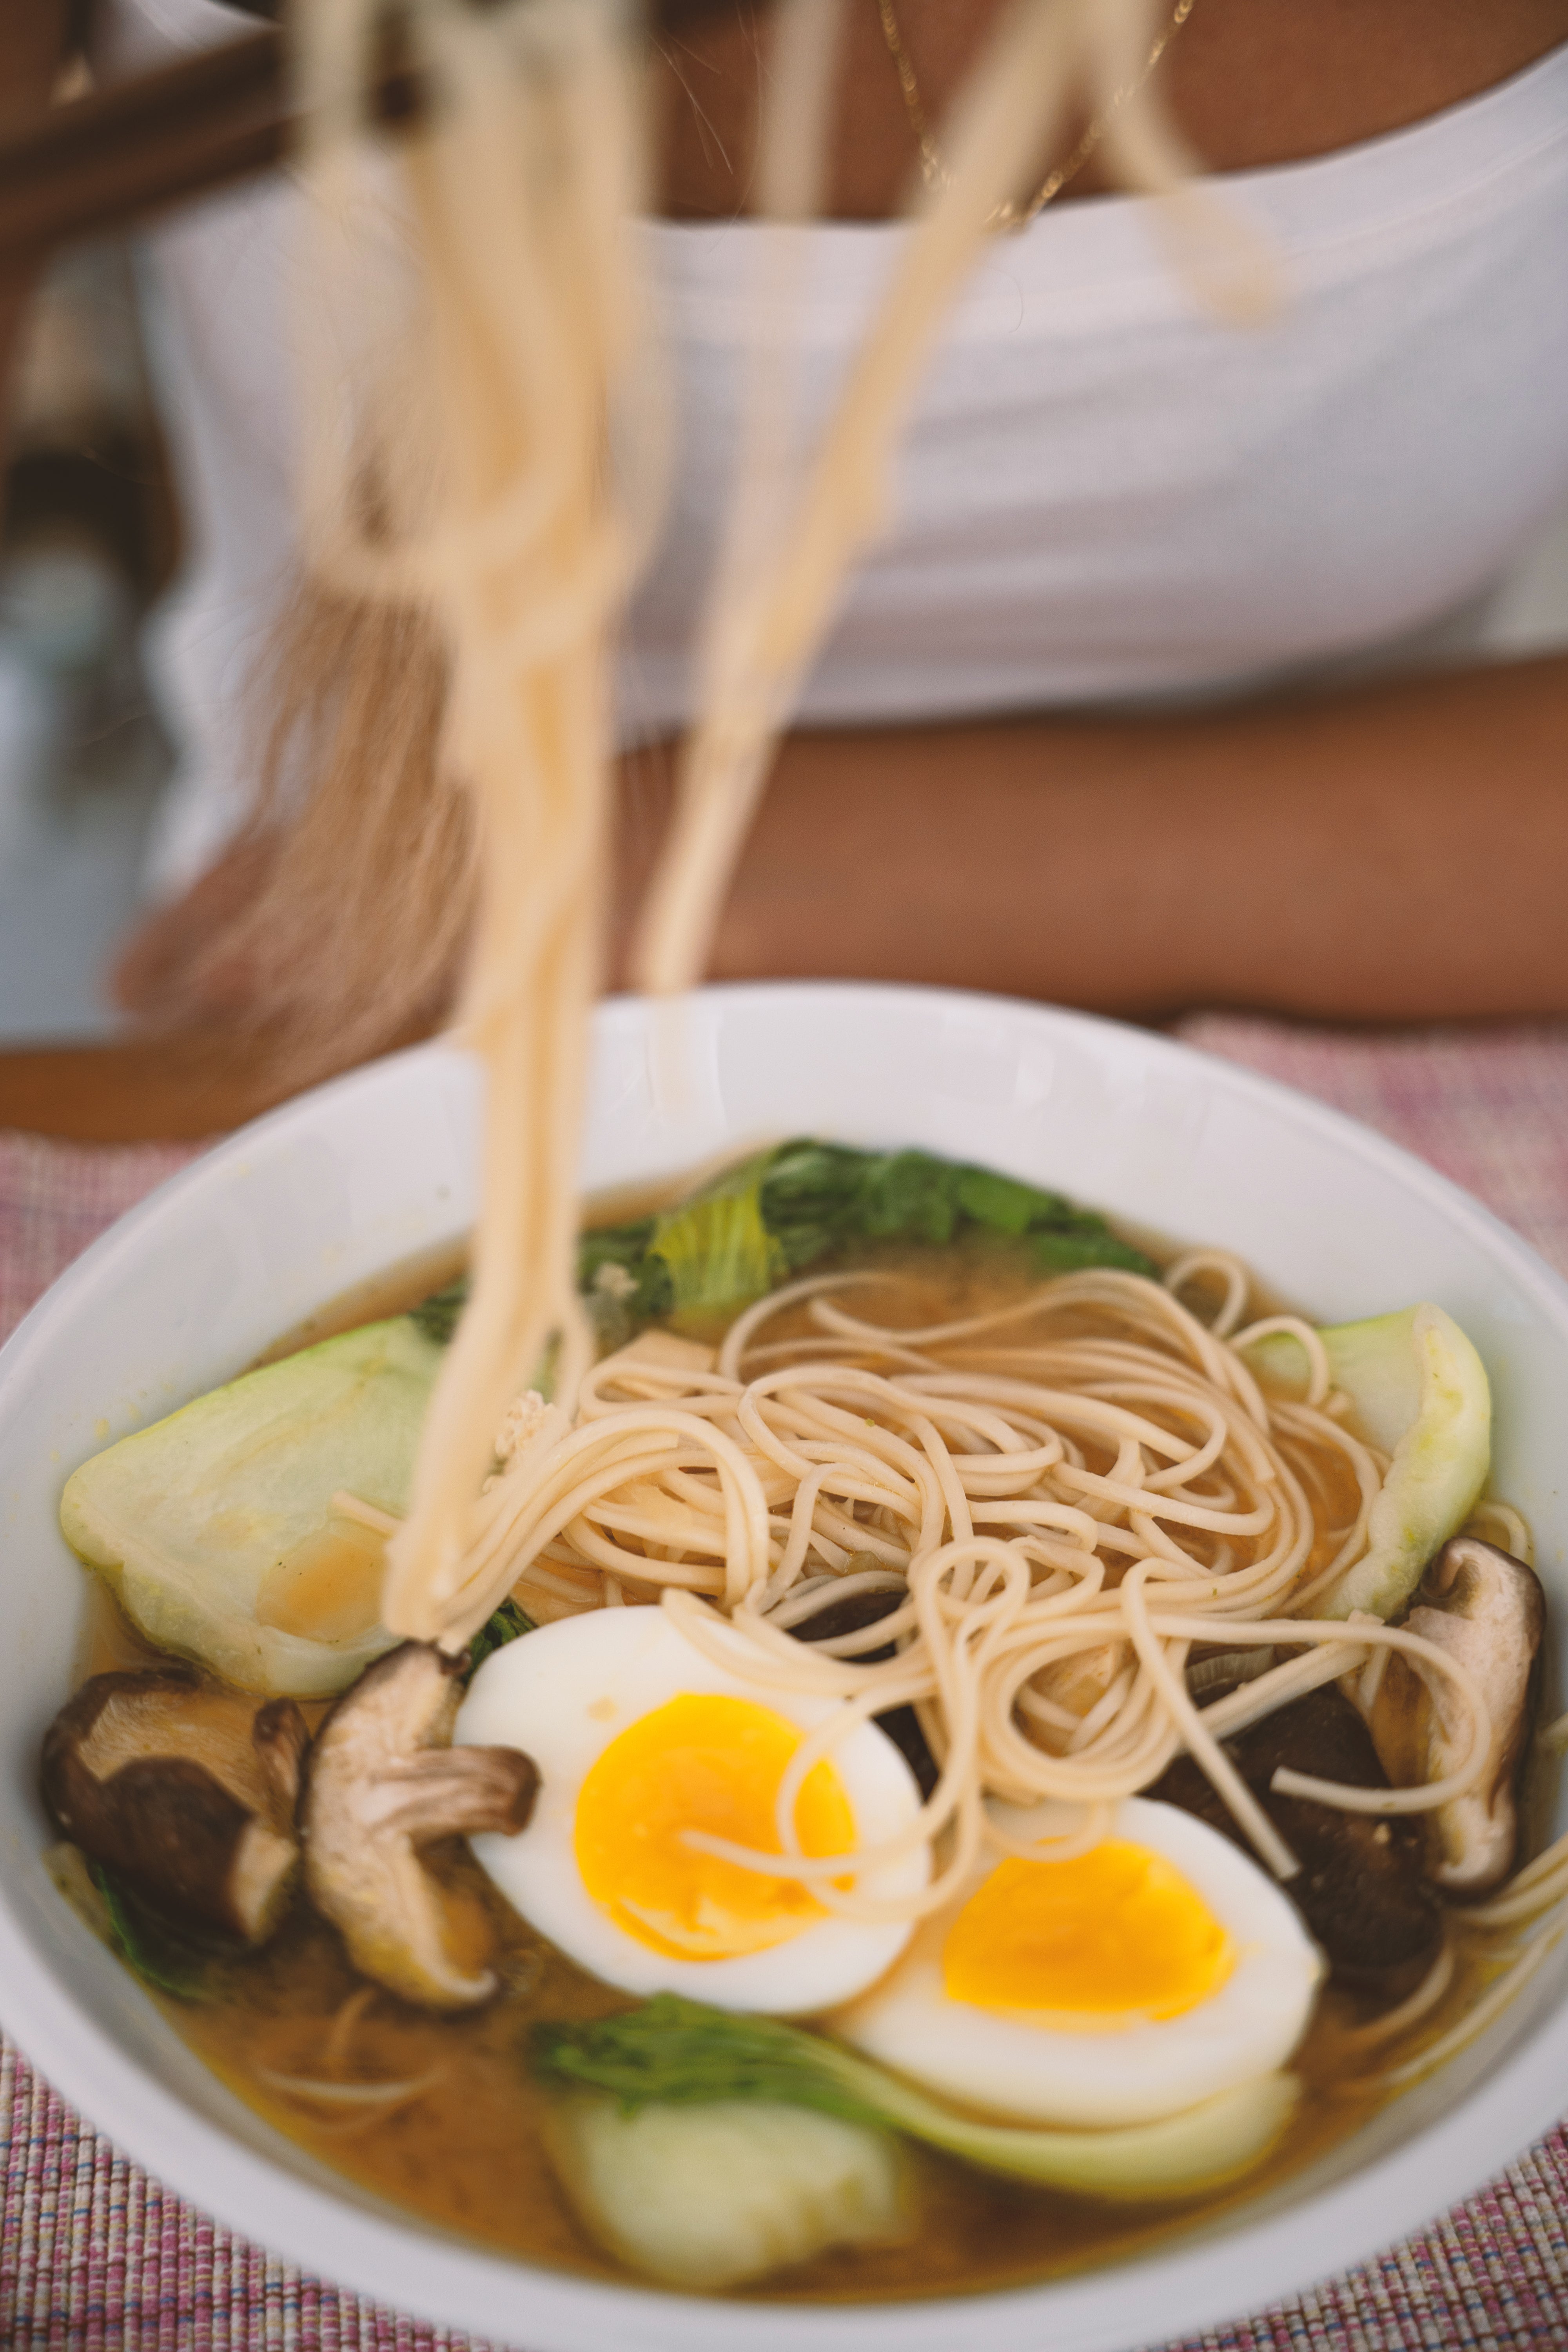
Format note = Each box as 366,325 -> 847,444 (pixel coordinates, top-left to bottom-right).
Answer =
42,1666 -> 308,1946
44,1644 -> 541,2009
1152,1685 -> 1443,1987
302,1641 -> 539,2010
1367,1535 -> 1545,1896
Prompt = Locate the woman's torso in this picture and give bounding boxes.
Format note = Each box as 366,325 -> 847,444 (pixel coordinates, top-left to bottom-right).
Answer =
101,0 -> 1568,881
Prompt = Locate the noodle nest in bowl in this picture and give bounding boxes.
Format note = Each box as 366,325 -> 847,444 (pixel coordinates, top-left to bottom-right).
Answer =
432,1254 -> 1495,1907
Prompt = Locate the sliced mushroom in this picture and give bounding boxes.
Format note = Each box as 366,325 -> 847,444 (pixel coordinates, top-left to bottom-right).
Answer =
1367,1534 -> 1545,1896
302,1642 -> 539,2010
1152,1686 -> 1442,1986
42,1668 -> 308,1945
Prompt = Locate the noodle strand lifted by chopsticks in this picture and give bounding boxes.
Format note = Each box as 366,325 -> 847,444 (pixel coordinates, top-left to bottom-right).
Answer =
296,0 -> 648,1641
296,0 -> 1252,1650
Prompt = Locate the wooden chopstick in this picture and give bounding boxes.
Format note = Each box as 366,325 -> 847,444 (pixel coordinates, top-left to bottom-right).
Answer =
0,0 -> 746,273
0,29 -> 289,271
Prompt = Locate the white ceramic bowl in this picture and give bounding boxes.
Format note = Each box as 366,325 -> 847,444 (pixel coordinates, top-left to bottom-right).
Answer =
2,982 -> 1567,2352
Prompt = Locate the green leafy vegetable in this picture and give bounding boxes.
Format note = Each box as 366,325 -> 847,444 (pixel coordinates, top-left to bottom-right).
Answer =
408,1279 -> 468,1345
858,1149 -> 962,1245
1033,1227 -> 1157,1276
412,1143 -> 1152,1349
88,1861 -> 212,2002
532,1995 -> 1296,2200
578,1218 -> 657,1301
753,1139 -> 871,1267
467,1596 -> 535,1674
646,1153 -> 788,1323
537,1995 -> 883,2129
583,1141 -> 1157,1336
953,1164 -> 1062,1236
768,1140 -> 1156,1273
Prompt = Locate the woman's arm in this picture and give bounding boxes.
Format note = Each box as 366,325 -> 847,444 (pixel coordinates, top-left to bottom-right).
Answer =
125,648 -> 1568,1045
619,652 -> 1568,1023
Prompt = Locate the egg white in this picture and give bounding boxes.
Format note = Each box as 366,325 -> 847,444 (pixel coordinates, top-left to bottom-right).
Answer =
833,1795 -> 1324,2127
456,1606 -> 929,2012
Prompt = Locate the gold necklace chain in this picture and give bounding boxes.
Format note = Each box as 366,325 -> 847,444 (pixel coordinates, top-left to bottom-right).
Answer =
874,0 -> 1195,231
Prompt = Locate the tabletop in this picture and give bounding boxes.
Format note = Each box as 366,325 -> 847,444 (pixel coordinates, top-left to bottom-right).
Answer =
0,1040 -> 302,1145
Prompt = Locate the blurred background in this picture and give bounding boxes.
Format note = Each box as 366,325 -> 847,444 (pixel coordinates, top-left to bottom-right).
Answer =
0,232 -> 179,1045
4,226 -> 1568,1049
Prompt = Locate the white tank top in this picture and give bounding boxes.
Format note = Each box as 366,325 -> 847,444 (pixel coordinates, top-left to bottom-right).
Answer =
102,2 -> 1568,889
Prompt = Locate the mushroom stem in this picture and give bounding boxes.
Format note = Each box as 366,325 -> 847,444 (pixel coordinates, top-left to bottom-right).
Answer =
356,1747 -> 540,1841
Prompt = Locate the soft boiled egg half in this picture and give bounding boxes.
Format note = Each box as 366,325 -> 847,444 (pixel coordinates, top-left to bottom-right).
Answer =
455,1607 -> 929,2012
835,1795 -> 1323,2127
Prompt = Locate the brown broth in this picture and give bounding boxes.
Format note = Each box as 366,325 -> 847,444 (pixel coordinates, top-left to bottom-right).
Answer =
158,1861 -> 1399,2303
249,1166 -> 717,1371
250,1240 -> 469,1367
59,1214 -> 1529,2303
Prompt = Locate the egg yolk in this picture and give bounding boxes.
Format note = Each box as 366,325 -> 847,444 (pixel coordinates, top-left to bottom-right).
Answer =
942,1844 -> 1234,2025
574,1694 -> 855,1960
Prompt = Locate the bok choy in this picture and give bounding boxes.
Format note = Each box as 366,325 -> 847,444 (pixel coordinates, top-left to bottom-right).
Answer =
563,1138 -> 1152,1339
545,2091 -> 906,2289
1246,1303 -> 1491,1622
60,1318 -> 441,1697
532,1994 -> 1298,2201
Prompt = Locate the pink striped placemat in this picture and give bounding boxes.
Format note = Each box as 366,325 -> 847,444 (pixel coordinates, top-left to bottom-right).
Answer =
6,1013 -> 1568,2352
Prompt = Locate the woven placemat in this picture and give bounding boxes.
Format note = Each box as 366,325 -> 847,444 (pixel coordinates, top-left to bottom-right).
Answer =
6,1016 -> 1568,2352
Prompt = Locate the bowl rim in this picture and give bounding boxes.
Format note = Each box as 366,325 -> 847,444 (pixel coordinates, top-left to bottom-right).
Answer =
2,978 -> 1567,2352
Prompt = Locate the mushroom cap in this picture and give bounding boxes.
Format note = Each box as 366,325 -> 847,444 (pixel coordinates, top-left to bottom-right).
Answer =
302,1642 -> 538,2011
1152,1685 -> 1441,1985
41,1668 -> 307,1944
